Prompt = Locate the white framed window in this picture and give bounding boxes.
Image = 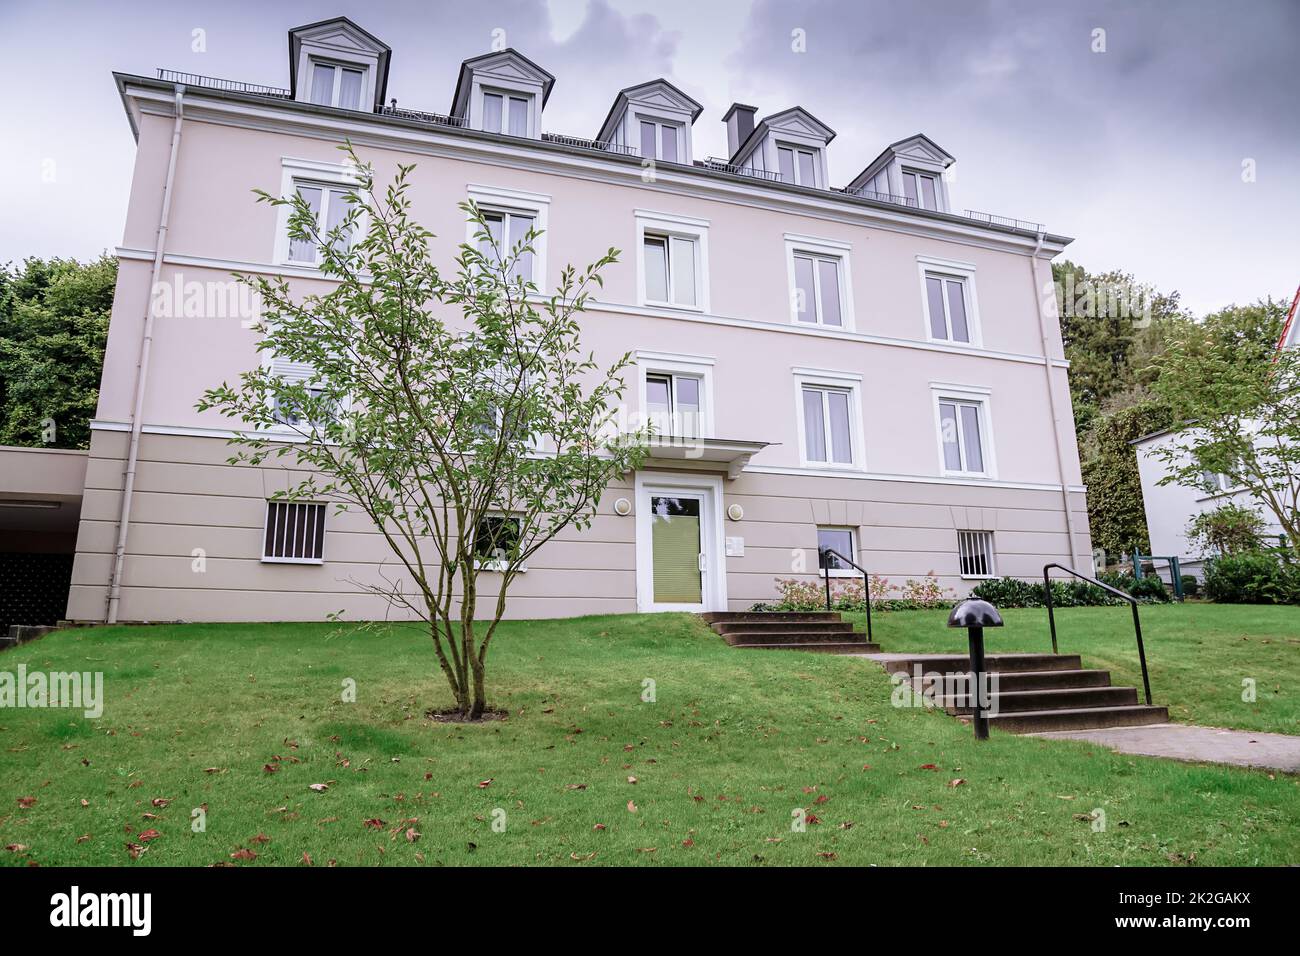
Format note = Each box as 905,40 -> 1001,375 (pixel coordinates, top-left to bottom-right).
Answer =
274,158 -> 365,269
957,530 -> 995,578
794,368 -> 864,469
481,90 -> 531,136
817,527 -> 857,577
785,234 -> 853,329
636,351 -> 715,441
308,60 -> 366,110
466,185 -> 550,292
1200,470 -> 1235,495
473,514 -> 524,572
931,385 -> 995,478
901,168 -> 941,210
263,501 -> 326,564
638,119 -> 682,162
635,210 -> 709,312
917,256 -> 981,346
777,143 -> 819,187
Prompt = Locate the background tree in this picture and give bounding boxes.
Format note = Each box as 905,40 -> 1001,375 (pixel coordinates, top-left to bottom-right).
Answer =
1149,299 -> 1298,559
1186,503 -> 1267,558
1079,399 -> 1173,559
200,147 -> 647,719
0,255 -> 115,448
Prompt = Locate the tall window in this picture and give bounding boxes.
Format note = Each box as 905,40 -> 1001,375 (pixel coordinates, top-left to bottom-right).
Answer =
479,209 -> 535,283
643,234 -> 698,308
938,399 -> 987,475
925,272 -> 971,343
1200,471 -> 1234,494
817,527 -> 855,575
957,530 -> 995,578
287,183 -> 354,266
639,120 -> 680,162
802,385 -> 854,465
309,62 -> 365,110
645,373 -> 703,438
793,253 -> 844,327
901,169 -> 941,210
482,92 -> 530,136
777,144 -> 818,186
263,501 -> 327,563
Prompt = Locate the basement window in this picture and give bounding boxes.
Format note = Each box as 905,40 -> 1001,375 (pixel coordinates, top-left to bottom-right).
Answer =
957,530 -> 995,579
263,501 -> 327,563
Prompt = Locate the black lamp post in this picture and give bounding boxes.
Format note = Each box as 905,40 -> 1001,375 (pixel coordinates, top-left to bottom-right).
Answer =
946,599 -> 1004,740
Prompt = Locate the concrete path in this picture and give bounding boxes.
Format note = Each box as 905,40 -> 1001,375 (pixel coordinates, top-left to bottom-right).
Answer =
1031,723 -> 1300,773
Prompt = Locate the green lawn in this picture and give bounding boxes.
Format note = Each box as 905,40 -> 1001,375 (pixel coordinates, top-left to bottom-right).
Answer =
0,609 -> 1296,867
844,604 -> 1300,734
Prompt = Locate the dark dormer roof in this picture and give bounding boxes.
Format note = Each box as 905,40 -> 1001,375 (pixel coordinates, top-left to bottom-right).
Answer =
594,78 -> 704,143
449,48 -> 556,118
729,106 -> 837,164
288,16 -> 391,112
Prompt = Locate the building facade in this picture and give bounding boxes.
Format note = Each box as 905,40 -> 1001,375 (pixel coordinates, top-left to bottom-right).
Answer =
67,17 -> 1090,623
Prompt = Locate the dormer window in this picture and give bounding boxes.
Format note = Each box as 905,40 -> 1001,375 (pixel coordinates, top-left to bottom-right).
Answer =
309,61 -> 366,110
901,168 -> 941,210
482,90 -> 531,136
777,144 -> 819,187
288,17 -> 390,114
639,120 -> 681,162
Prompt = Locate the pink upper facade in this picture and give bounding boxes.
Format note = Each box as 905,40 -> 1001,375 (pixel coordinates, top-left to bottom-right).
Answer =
99,17 -> 1082,494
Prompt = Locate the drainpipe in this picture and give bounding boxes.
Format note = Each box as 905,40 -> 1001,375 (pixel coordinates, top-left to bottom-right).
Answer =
1028,228 -> 1083,571
106,85 -> 185,624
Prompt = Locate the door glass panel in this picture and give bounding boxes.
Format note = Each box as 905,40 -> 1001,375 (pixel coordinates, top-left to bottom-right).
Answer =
651,495 -> 702,604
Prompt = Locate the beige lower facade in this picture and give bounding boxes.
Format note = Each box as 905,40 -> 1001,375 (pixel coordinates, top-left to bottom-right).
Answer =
66,428 -> 1091,623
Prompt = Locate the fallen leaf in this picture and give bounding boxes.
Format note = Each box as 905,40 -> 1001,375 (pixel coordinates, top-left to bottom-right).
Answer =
16,797 -> 36,809
919,764 -> 939,771
477,779 -> 493,788
151,798 -> 170,808
137,829 -> 161,842
593,823 -> 606,831
363,818 -> 386,830
627,775 -> 638,784
230,848 -> 257,860
4,844 -> 27,852
404,827 -> 420,843
627,800 -> 638,813
309,783 -> 329,792
301,852 -> 313,866
948,779 -> 966,788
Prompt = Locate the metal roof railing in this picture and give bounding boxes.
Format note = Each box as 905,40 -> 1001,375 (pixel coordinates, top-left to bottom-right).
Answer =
157,69 -> 290,98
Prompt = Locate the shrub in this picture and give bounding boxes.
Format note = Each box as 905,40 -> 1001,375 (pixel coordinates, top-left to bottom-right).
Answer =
969,573 -> 1169,608
1180,575 -> 1200,598
1203,552 -> 1286,604
1187,504 -> 1267,557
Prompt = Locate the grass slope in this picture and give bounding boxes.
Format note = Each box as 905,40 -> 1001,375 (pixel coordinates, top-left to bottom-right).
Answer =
1,610 -> 1296,867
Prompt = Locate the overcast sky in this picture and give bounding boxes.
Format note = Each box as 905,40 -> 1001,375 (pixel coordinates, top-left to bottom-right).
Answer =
2,0 -> 1296,316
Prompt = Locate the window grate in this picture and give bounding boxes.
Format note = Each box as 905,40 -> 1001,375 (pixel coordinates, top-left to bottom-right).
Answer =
957,530 -> 994,578
263,502 -> 327,562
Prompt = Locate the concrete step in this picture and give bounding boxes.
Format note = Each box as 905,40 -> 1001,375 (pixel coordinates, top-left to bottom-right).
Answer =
942,685 -> 1138,715
710,619 -> 855,636
882,653 -> 1083,675
987,704 -> 1169,734
732,641 -> 883,654
719,628 -> 869,645
699,611 -> 843,624
983,668 -> 1111,691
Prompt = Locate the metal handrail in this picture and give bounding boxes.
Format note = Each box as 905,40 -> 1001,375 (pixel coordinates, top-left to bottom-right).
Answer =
1043,563 -> 1151,705
818,546 -> 873,644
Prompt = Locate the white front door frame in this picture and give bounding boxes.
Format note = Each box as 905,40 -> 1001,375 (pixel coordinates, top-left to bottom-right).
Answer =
634,470 -> 727,613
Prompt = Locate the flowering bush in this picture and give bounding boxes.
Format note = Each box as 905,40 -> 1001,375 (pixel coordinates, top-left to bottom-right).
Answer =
757,573 -> 953,612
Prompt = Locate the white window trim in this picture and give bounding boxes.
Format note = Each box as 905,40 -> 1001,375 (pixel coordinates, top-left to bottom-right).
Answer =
793,367 -> 865,471
930,383 -> 997,480
260,500 -> 327,565
957,529 -> 997,580
479,88 -> 533,136
784,233 -> 855,331
817,526 -> 859,579
635,209 -> 710,313
273,157 -> 367,269
468,71 -> 542,137
917,255 -> 982,348
634,115 -> 686,163
635,350 -> 716,439
900,166 -> 945,211
466,184 -> 551,293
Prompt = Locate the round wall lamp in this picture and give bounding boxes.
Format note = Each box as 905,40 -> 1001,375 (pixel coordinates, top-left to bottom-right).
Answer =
727,503 -> 744,521
613,497 -> 632,516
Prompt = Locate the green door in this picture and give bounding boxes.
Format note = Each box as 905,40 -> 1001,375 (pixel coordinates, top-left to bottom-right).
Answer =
650,494 -> 703,605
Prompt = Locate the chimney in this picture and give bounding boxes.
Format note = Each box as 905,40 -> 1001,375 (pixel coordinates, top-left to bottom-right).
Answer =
723,103 -> 757,160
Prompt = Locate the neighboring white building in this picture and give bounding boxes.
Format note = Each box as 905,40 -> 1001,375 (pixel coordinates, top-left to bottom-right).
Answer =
1133,429 -> 1286,580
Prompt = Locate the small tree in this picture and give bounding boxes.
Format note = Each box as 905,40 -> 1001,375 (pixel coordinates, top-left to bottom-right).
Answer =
199,145 -> 646,718
1150,300 -> 1299,561
1186,503 -> 1267,558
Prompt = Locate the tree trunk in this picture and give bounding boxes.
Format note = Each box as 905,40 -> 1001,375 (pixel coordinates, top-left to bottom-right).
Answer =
470,657 -> 487,719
